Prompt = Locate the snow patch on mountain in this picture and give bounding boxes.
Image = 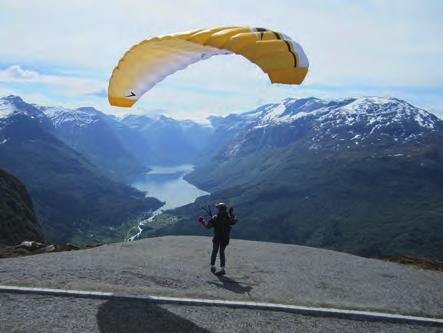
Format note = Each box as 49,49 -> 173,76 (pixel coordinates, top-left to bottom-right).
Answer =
0,100 -> 16,119
0,95 -> 20,119
40,106 -> 100,128
0,96 -> 44,120
261,102 -> 286,123
327,97 -> 436,129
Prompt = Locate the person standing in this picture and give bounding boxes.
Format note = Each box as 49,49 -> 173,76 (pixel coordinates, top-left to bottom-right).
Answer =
198,203 -> 237,276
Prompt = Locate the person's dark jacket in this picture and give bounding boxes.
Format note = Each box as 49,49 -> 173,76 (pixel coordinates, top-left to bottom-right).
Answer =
205,211 -> 237,246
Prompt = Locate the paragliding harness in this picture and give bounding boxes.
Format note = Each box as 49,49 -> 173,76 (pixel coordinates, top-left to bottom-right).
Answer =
199,204 -> 235,246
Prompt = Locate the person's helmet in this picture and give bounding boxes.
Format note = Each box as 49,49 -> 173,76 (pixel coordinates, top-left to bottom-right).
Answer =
215,202 -> 227,211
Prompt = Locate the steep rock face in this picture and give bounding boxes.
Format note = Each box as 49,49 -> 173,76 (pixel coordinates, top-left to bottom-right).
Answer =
0,169 -> 45,245
161,97 -> 443,260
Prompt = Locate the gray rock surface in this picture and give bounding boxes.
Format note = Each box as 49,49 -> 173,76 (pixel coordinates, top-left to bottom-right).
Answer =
0,236 -> 442,325
0,294 -> 440,333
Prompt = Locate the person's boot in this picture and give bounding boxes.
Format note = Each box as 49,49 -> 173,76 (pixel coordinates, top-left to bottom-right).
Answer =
216,267 -> 226,276
210,265 -> 216,274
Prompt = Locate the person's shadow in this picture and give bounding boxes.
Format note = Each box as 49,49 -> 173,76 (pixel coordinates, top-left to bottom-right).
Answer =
208,275 -> 254,295
97,299 -> 210,333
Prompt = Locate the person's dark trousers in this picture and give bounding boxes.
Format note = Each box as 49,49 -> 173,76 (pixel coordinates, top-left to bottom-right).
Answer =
211,240 -> 226,267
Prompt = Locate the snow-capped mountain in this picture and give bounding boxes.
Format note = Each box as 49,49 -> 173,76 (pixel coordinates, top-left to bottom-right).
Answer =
0,95 -> 44,120
249,96 -> 435,123
236,97 -> 439,129
211,97 -> 442,157
1,96 -> 215,176
36,105 -> 215,167
0,96 -> 53,145
35,105 -> 146,180
32,99 -> 214,171
0,95 -> 49,131
38,106 -> 102,128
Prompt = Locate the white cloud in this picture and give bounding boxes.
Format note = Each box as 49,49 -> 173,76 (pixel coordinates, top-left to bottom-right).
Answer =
0,0 -> 442,119
0,65 -> 106,96
0,65 -> 40,81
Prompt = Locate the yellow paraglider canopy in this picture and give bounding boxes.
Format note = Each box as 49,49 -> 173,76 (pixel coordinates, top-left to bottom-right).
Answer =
108,26 -> 309,107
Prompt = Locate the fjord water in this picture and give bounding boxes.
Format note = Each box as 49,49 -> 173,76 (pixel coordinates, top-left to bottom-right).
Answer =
132,164 -> 209,210
127,165 -> 209,241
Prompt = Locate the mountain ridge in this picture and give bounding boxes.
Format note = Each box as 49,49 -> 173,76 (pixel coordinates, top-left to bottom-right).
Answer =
2,94 -> 442,259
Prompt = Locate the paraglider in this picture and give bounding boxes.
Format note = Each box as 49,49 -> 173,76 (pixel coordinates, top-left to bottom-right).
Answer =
108,26 -> 309,107
198,203 -> 237,276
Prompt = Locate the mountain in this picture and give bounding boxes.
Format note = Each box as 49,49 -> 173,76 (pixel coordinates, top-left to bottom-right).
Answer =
38,105 -> 146,181
0,96 -> 162,244
153,97 -> 443,260
38,105 -> 215,177
121,114 -> 213,165
0,168 -> 45,245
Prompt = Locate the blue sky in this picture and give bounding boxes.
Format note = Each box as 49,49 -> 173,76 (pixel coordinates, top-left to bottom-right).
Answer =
0,0 -> 442,122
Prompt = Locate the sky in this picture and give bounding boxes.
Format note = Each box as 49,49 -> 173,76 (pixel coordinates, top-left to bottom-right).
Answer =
0,0 -> 442,122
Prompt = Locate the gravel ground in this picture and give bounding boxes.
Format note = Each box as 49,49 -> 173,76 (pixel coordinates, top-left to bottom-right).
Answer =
0,294 -> 440,333
0,236 -> 442,319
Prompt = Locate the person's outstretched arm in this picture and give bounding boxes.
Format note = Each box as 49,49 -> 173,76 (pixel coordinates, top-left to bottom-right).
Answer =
198,216 -> 215,229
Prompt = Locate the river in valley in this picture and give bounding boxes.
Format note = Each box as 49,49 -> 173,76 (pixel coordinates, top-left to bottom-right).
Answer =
127,164 -> 209,241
